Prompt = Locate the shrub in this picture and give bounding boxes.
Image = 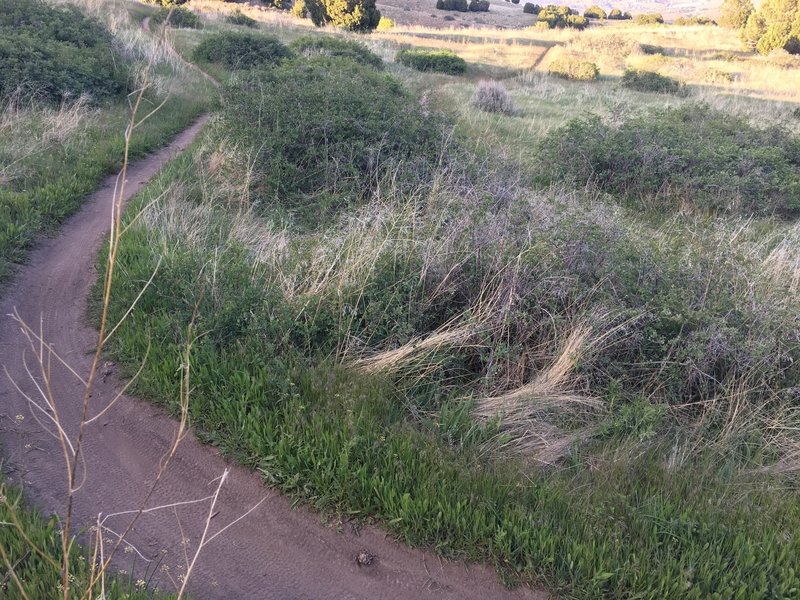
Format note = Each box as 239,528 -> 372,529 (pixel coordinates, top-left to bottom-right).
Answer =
290,35 -> 383,69
548,57 -> 599,80
470,80 -> 515,114
220,58 -> 447,220
621,69 -> 686,95
639,43 -> 665,55
792,106 -> 800,118
511,0 -> 520,4
701,67 -> 734,83
608,8 -> 632,20
436,0 -> 469,11
674,15 -> 716,25
719,0 -> 754,29
539,104 -> 800,217
305,0 -> 381,30
537,5 -> 586,28
634,12 -> 664,24
226,10 -> 259,27
469,0 -> 490,11
0,0 -> 129,103
376,15 -> 395,29
396,49 -> 467,74
150,6 -> 202,28
522,3 -> 540,14
291,0 -> 308,17
584,5 -> 606,19
193,32 -> 292,69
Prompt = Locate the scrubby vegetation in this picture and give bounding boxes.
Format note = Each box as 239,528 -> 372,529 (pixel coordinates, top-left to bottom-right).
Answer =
470,80 -> 515,114
225,10 -> 258,27
539,104 -> 800,217
396,48 -> 467,74
537,5 -> 588,29
522,2 -> 540,15
634,13 -> 664,25
0,0 -> 128,103
674,15 -> 716,26
150,6 -> 202,28
583,5 -> 605,19
193,32 -> 292,69
220,57 -> 446,223
621,68 -> 687,95
547,57 -> 599,80
290,35 -> 383,69
0,0 -> 209,282
8,0 -> 800,598
436,0 -> 468,11
607,8 -> 631,20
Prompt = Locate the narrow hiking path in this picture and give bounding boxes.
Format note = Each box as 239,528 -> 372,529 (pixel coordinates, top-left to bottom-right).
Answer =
0,12 -> 547,600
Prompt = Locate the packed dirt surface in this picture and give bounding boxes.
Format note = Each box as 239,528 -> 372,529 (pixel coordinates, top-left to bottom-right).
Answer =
0,28 -> 548,600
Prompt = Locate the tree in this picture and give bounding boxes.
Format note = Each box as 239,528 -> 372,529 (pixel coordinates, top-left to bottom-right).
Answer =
305,0 -> 381,30
584,5 -> 607,19
720,0 -> 754,29
741,0 -> 800,54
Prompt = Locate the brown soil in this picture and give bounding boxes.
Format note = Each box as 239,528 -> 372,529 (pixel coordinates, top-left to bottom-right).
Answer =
0,16 -> 548,600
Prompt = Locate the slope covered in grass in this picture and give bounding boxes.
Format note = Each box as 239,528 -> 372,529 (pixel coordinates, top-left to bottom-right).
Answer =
100,13 -> 800,597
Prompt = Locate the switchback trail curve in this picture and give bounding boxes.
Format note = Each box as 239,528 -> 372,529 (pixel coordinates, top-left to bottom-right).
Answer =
0,12 -> 547,600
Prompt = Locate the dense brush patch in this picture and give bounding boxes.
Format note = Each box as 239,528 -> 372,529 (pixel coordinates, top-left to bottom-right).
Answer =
0,0 -> 129,102
539,104 -> 800,217
219,57 -> 447,225
192,31 -> 292,69
289,35 -> 384,69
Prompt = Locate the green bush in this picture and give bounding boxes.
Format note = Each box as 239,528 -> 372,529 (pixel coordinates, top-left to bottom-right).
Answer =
634,12 -> 664,24
548,57 -> 599,80
305,0 -> 381,30
583,5 -> 606,19
674,15 -> 716,25
537,5 -> 586,29
291,0 -> 308,17
376,15 -> 395,29
226,10 -> 259,27
436,0 -> 468,11
193,32 -> 292,69
621,69 -> 687,95
290,35 -> 383,69
539,104 -> 800,217
150,6 -> 202,28
220,58 -> 447,222
522,2 -> 540,14
469,0 -> 490,11
0,0 -> 129,103
607,8 -> 632,19
396,48 -> 467,74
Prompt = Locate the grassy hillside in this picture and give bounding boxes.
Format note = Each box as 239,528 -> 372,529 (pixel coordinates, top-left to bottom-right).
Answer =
96,3 -> 800,599
3,0 -> 800,597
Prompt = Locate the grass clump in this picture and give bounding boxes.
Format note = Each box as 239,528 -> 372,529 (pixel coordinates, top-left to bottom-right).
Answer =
150,6 -> 202,28
539,104 -> 800,217
290,35 -> 383,69
225,10 -> 259,27
0,0 -> 129,103
396,49 -> 467,74
0,480 -> 169,598
621,68 -> 687,95
193,32 -> 292,69
470,80 -> 515,114
220,57 -> 446,224
548,57 -> 599,80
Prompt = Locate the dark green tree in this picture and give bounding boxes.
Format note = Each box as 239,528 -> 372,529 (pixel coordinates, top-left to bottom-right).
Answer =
719,0 -> 754,29
305,0 -> 380,30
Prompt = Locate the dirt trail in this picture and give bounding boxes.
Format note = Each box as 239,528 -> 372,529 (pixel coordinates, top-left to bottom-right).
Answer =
0,14 -> 547,600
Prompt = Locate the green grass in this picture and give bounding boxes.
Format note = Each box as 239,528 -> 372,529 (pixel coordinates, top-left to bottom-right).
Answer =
0,478 -> 173,598
0,73 -> 211,283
